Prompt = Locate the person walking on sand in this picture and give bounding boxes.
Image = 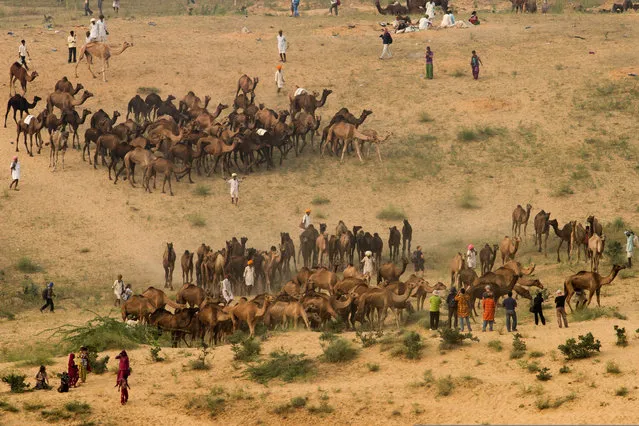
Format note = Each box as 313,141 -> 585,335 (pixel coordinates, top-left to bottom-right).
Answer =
503,290 -> 518,332
429,290 -> 442,330
455,287 -> 472,331
112,274 -> 124,306
361,251 -> 375,284
275,64 -> 285,94
115,350 -> 130,384
482,290 -> 495,332
40,282 -> 55,313
379,28 -> 393,60
412,245 -> 424,273
113,0 -> 120,14
532,290 -> 546,326
97,0 -> 103,15
425,46 -> 434,79
292,0 -> 300,16
243,260 -> 255,296
9,156 -> 20,190
329,0 -> 339,15
470,50 -> 483,80
67,31 -> 77,63
277,30 -> 287,62
446,286 -> 458,329
226,172 -> 243,206
554,289 -> 568,328
18,40 -> 30,70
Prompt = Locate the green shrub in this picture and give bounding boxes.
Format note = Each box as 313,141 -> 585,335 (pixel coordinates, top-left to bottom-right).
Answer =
536,393 -> 577,410
1,373 -> 30,393
291,396 -> 307,408
457,126 -> 503,142
615,387 -> 628,397
614,325 -> 628,347
366,363 -> 380,372
88,350 -> 109,374
64,401 -> 91,414
186,214 -> 206,227
552,183 -> 574,197
376,205 -> 406,221
487,340 -> 503,352
0,400 -> 19,412
558,332 -> 601,360
188,346 -> 212,371
16,257 -> 41,273
526,361 -> 541,373
400,331 -> 424,360
186,389 -> 225,417
419,112 -> 434,123
609,217 -> 626,231
311,196 -> 330,205
41,409 -> 72,421
23,402 -> 45,411
149,340 -> 164,362
355,330 -> 383,348
559,365 -> 571,374
458,187 -> 479,209
246,349 -> 314,384
605,241 -> 625,265
307,402 -> 334,414
529,351 -> 544,358
510,333 -> 527,359
606,361 -> 621,374
438,328 -> 479,350
1,343 -> 58,367
232,337 -> 262,362
323,317 -> 346,333
319,331 -> 337,342
436,376 -> 455,396
451,69 -> 465,78
192,184 -> 211,197
571,306 -> 626,322
536,367 -> 552,381
137,86 -> 160,95
321,338 -> 358,363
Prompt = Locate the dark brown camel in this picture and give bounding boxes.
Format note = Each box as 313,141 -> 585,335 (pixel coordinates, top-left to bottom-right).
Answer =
290,88 -> 333,115
534,210 -> 551,256
54,77 -> 84,95
388,226 -> 401,262
181,250 -> 194,284
587,215 -> 603,236
548,219 -> 574,262
163,242 -> 176,290
9,63 -> 38,95
4,95 -> 41,127
401,219 -> 412,257
479,243 -> 498,275
375,0 -> 409,14
60,108 -> 92,149
512,203 -> 532,238
564,264 -> 625,312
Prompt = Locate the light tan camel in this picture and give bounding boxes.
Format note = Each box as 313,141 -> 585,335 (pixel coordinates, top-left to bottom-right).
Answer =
316,233 -> 328,267
413,281 -> 447,311
75,41 -> 133,82
46,90 -> 93,113
264,300 -> 311,330
333,277 -> 367,295
512,203 -> 532,238
499,236 -> 521,264
16,109 -> 47,155
449,252 -> 464,285
357,129 -> 390,162
588,234 -> 605,273
145,157 -> 178,196
49,129 -> 69,171
176,283 -> 205,307
141,286 -> 185,310
301,293 -> 339,326
9,63 -> 38,95
122,147 -> 156,186
230,295 -> 273,337
564,264 -> 625,312
307,268 -> 338,294
324,122 -> 372,163
181,250 -> 194,284
343,265 -> 366,280
198,304 -> 232,345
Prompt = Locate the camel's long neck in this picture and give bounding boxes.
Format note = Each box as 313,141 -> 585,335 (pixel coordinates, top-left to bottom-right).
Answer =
603,268 -> 620,285
257,301 -> 270,318
27,72 -> 37,82
113,44 -> 129,56
400,261 -> 407,276
318,92 -> 330,107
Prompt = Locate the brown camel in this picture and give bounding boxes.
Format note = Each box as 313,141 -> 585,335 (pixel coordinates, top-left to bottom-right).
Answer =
75,41 -> 133,82
16,109 -> 47,155
307,267 -> 338,294
148,307 -> 199,347
264,300 -> 310,330
499,236 -> 521,264
46,90 -> 93,114
588,234 -> 606,273
512,203 -> 532,238
316,232 -> 329,267
54,77 -> 84,95
587,215 -> 603,236
176,283 -> 206,307
548,219 -> 574,263
49,129 -> 69,171
388,226 -> 401,262
121,147 -> 156,186
333,277 -> 368,296
141,286 -> 185,310
93,133 -> 126,169
121,295 -> 155,322
458,265 -> 478,288
230,295 -> 273,337
414,281 -> 447,311
301,292 -> 339,326
449,252 -> 464,285
290,88 -> 333,115
322,121 -> 372,163
198,304 -> 232,345
502,260 -> 536,277
357,129 -> 389,163
181,250 -> 194,284
534,210 -> 551,256
377,257 -> 408,284
9,63 -> 38,95
163,243 -> 177,290
145,157 -> 178,196
375,0 -> 409,14
60,108 -> 91,149
235,75 -> 259,98
479,243 -> 498,275
354,284 -> 416,329
343,265 -> 366,281
280,280 -> 305,298
330,294 -> 355,328
571,222 -> 590,262
564,264 -> 625,312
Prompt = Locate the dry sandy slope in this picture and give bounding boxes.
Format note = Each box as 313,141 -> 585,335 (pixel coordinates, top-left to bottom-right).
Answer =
0,5 -> 638,425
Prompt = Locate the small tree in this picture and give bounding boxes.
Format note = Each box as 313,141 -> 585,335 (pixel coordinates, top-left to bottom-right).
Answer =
558,332 -> 601,360
510,333 -> 527,359
614,325 -> 628,347
1,373 -> 30,393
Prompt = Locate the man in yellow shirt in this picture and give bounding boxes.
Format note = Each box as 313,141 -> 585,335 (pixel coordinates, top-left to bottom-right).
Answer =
67,30 -> 77,63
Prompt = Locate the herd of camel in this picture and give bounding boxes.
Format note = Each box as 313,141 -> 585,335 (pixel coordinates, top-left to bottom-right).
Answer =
5,68 -> 388,194
119,207 -> 623,346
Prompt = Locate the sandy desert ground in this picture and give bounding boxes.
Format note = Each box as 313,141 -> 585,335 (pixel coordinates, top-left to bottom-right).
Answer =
0,0 -> 638,424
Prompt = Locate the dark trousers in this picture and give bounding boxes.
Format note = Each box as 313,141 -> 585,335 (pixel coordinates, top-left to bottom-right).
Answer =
41,298 -> 54,312
84,3 -> 93,15
429,311 -> 440,330
68,47 -> 76,63
534,310 -> 545,325
329,3 -> 338,14
447,309 -> 458,328
19,56 -> 28,70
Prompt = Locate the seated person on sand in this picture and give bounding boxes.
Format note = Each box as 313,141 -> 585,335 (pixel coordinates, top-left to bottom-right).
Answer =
469,10 -> 480,25
440,10 -> 454,27
418,15 -> 432,30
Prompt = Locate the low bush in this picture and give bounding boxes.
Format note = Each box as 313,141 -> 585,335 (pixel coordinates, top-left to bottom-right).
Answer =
436,376 -> 455,396
88,350 -> 109,374
64,401 -> 91,414
192,184 -> 211,197
188,346 -> 212,371
614,325 -> 628,347
376,205 -> 406,221
366,363 -> 380,372
186,389 -> 226,417
16,257 -> 42,273
246,349 -> 314,384
232,337 -> 262,362
0,400 -> 19,412
558,332 -> 601,360
559,365 -> 571,374
1,373 -> 30,393
571,307 -> 626,322
458,187 -> 479,209
307,402 -> 334,414
355,330 -> 383,348
536,367 -> 552,381
438,328 -> 479,350
149,340 -> 164,362
186,214 -> 207,227
615,387 -> 628,397
536,393 -> 576,410
487,340 -> 503,352
311,196 -> 330,205
529,351 -> 544,358
321,338 -> 358,363
510,333 -> 527,359
606,361 -> 621,375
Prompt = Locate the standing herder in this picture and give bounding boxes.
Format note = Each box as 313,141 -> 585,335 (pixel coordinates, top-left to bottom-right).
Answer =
554,289 -> 568,328
470,50 -> 483,80
329,0 -> 339,15
482,291 -> 495,332
40,282 -> 55,313
379,28 -> 393,60
112,274 -> 124,306
466,244 -> 477,269
412,245 -> 425,273
425,46 -> 434,79
446,287 -> 458,328
502,291 -> 518,332
361,251 -> 375,284
243,260 -> 255,296
221,274 -> 234,304
277,30 -> 287,63
67,31 -> 77,63
300,208 -> 312,232
226,173 -> 242,206
429,290 -> 442,330
18,40 -> 30,70
84,0 -> 93,16
275,64 -> 285,94
625,230 -> 634,268
425,0 -> 435,18
9,156 -> 20,191
455,288 -> 471,331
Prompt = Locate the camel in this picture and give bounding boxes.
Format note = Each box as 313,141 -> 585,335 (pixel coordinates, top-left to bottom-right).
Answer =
280,233 -> 297,277
357,129 -> 389,163
75,41 -> 133,82
145,158 -> 179,196
307,267 -> 338,294
198,304 -> 232,345
499,236 -> 521,264
375,0 -> 409,14
502,260 -> 536,277
548,219 -> 574,263
458,265 -> 478,288
377,257 -> 408,284
4,95 -> 41,127
149,307 -> 199,347
181,250 -> 194,284
534,210 -> 551,256
300,225 -> 320,268
354,284 -> 415,329
301,292 -> 339,326
479,243 -> 498,275
9,63 -> 38,95
588,234 -> 606,273
291,112 -> 321,154
587,215 -> 603,236
323,121 -> 372,162
343,265 -> 366,281
330,293 -> 356,328
47,90 -> 93,113
564,264 -> 625,312
127,94 -> 150,122
230,295 -> 273,337
119,147 -> 156,186
54,77 -> 84,95
163,243 -> 177,290
280,280 -> 305,298
141,286 -> 185,310
263,299 -> 311,330
201,250 -> 226,294
321,109 -> 373,150
290,88 -> 333,115
401,219 -> 412,257
333,277 -> 368,297
93,133 -> 126,169
49,129 -> 69,171
91,109 -> 121,134
236,75 -> 259,98
414,281 -> 447,311
144,94 -> 175,120
449,252 -> 464,285
512,203 -> 532,238
121,295 -> 155,322
571,222 -> 590,262
60,108 -> 91,149
388,226 -> 401,262
16,110 -> 48,155
511,0 -> 526,12
316,232 -> 329,267
176,283 -> 206,307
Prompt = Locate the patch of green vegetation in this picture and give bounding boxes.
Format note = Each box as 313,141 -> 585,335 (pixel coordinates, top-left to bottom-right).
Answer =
41,409 -> 72,421
23,402 -> 45,412
0,400 -> 19,412
246,349 -> 315,384
605,241 -> 625,265
376,205 -> 406,221
1,343 -> 58,367
457,126 -> 504,142
307,401 -> 334,415
510,333 -> 527,359
436,376 -> 455,396
536,367 -> 552,381
558,332 -> 601,360
559,365 -> 571,374
16,256 -> 42,273
186,388 -> 226,417
458,187 -> 479,209
570,307 -> 626,322
438,328 -> 479,350
366,363 -> 380,372
570,164 -> 591,181
188,346 -> 212,371
419,112 -> 434,123
615,386 -> 628,397
321,338 -> 358,363
1,373 -> 30,393
451,69 -> 465,78
186,213 -> 207,227
551,183 -> 574,197
232,337 -> 262,362
606,361 -> 621,375
315,211 -> 327,219
614,325 -> 628,347
64,401 -> 91,414
529,351 -> 544,358
536,393 -> 576,410
192,184 -> 211,196
137,86 -> 160,95
487,340 -> 503,352
311,196 -> 330,205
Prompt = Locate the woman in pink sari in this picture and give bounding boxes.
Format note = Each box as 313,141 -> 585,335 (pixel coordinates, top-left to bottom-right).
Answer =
115,350 -> 130,384
67,353 -> 79,387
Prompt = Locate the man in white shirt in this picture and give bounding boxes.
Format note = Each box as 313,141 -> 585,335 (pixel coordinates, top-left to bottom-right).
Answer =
221,275 -> 234,304
361,251 -> 375,284
466,244 -> 477,269
112,274 -> 124,306
18,40 -> 30,70
243,260 -> 255,295
300,209 -> 312,232
89,18 -> 99,42
277,30 -> 287,63
96,15 -> 108,42
226,172 -> 242,206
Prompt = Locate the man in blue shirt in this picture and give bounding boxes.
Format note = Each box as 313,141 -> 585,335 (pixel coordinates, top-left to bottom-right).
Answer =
502,291 -> 517,332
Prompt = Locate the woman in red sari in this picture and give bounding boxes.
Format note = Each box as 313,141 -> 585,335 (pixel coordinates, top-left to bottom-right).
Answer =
115,350 -> 130,384
67,353 -> 79,387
